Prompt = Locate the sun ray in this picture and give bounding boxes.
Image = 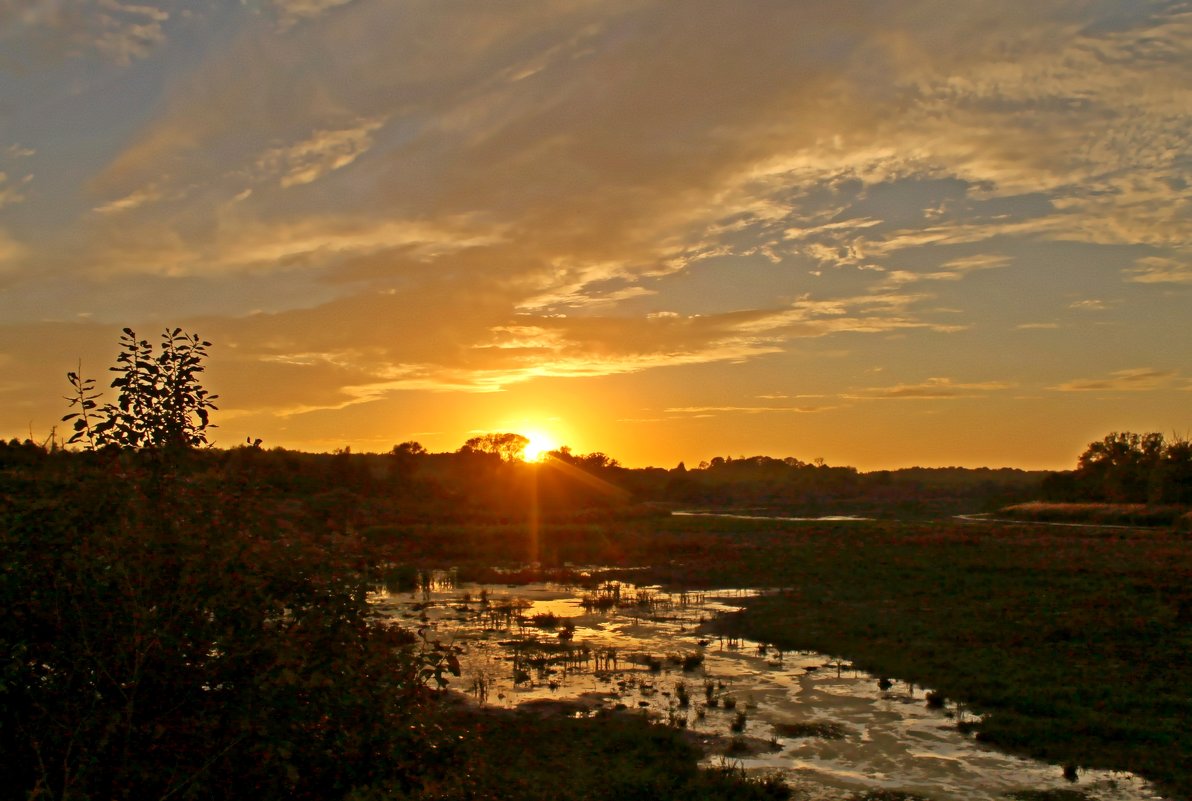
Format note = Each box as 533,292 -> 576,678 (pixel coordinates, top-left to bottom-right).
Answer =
521,431 -> 559,462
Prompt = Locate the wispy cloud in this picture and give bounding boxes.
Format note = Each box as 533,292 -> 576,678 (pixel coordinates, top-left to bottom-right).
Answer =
2,2 -> 1189,461
726,293 -> 968,339
94,0 -> 169,65
256,117 -> 386,188
664,405 -> 829,416
271,0 -> 358,28
201,300 -> 803,415
92,183 -> 165,214
0,0 -> 160,64
1126,256 -> 1192,285
4,0 -> 172,66
0,229 -> 26,272
848,377 -> 1015,400
1051,368 -> 1178,393
0,173 -> 28,209
83,214 -> 502,278
880,253 -> 1011,287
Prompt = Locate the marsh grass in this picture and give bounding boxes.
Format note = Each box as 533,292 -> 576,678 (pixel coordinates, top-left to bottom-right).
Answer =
1000,502 -> 1189,528
675,517 -> 1192,799
435,710 -> 793,800
527,611 -> 562,628
773,720 -> 849,740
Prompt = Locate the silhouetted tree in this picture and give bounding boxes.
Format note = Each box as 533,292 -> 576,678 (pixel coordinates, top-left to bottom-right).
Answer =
1073,431 -> 1192,503
1153,435 -> 1192,504
461,432 -> 529,462
392,440 -> 427,457
549,447 -> 620,471
64,328 -> 218,450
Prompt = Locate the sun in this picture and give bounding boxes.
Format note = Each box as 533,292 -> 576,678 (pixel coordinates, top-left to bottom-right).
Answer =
521,431 -> 559,462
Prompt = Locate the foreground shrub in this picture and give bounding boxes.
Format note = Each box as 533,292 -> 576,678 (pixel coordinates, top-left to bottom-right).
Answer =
0,456 -> 443,801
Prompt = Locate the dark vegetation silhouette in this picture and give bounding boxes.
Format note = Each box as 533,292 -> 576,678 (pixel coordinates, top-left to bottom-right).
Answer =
1041,431 -> 1192,505
460,432 -> 530,462
64,328 -> 218,450
1,331 -> 1189,799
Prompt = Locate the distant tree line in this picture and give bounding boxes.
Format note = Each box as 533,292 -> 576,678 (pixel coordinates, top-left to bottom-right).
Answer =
11,324 -> 1188,521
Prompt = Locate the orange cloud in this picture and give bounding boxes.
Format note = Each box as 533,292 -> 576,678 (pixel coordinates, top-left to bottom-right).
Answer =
1051,368 -> 1178,393
1126,256 -> 1192,285
849,377 -> 1015,400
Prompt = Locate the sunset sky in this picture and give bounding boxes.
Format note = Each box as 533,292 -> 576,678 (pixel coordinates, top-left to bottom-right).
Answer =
1,1 -> 1188,470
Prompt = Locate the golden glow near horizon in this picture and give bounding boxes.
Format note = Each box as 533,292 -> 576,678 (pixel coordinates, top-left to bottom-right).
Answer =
521,431 -> 559,463
0,2 -> 1188,470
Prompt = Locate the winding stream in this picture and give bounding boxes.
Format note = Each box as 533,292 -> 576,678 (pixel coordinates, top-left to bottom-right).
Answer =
370,576 -> 1166,801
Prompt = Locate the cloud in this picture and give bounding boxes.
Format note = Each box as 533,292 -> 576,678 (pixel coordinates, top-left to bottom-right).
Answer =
0,173 -> 27,209
664,405 -> 829,416
92,183 -> 165,214
849,377 -> 1015,400
191,294 -> 790,416
190,280 -> 978,419
73,4 -> 884,303
728,293 -> 967,338
79,2 -> 1190,320
80,212 -> 504,279
845,217 -> 1070,266
1050,368 -> 1178,393
938,253 -> 1011,273
256,117 -> 386,188
1069,299 -> 1109,311
270,0 -> 358,28
1126,256 -> 1192,285
2,0 -> 171,65
4,1 -> 1191,452
93,0 -> 169,65
741,6 -> 1192,255
879,252 -> 1011,286
0,229 -> 26,272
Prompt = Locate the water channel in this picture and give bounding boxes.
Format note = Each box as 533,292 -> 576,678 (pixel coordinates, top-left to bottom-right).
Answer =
369,574 -> 1166,801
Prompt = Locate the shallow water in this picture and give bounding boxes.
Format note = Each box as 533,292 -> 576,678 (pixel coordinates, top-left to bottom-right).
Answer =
370,578 -> 1166,801
673,511 -> 873,522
